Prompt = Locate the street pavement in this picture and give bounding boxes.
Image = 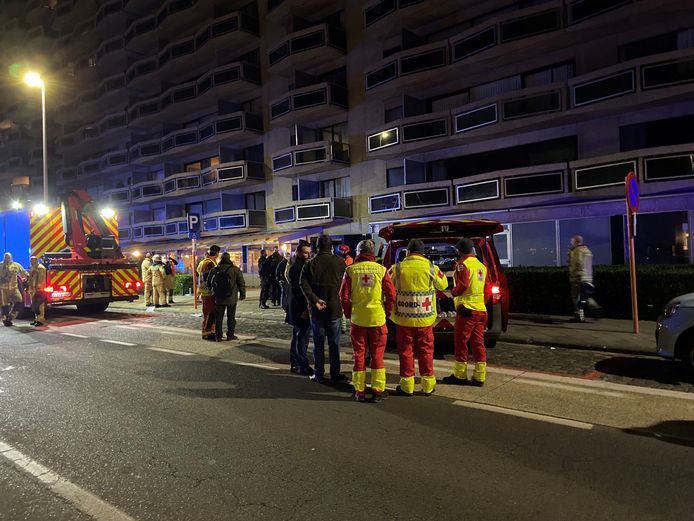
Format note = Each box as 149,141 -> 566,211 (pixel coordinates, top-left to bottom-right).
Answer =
107,292 -> 693,393
1,311 -> 694,521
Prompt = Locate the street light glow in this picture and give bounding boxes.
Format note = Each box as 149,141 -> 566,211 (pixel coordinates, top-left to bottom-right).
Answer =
23,71 -> 44,88
100,208 -> 115,219
11,200 -> 22,209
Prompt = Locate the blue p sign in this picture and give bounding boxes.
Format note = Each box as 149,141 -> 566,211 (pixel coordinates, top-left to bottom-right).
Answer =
188,213 -> 201,232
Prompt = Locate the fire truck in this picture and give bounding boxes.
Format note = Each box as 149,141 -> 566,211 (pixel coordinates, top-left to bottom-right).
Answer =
0,190 -> 141,314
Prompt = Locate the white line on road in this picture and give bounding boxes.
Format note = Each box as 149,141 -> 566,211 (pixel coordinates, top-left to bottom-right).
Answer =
0,439 -> 136,521
60,332 -> 89,339
101,340 -> 137,347
453,400 -> 594,430
221,360 -> 281,371
117,325 -> 185,336
147,347 -> 195,356
515,378 -> 625,398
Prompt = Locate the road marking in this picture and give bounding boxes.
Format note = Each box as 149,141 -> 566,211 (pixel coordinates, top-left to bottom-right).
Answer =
221,360 -> 281,371
122,323 -> 198,336
147,347 -> 195,356
0,439 -> 136,521
60,333 -> 89,339
515,378 -> 624,398
1,366 -> 15,371
101,340 -> 137,347
453,401 -> 594,430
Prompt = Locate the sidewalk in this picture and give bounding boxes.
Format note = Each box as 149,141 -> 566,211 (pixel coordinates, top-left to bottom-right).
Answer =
110,289 -> 658,355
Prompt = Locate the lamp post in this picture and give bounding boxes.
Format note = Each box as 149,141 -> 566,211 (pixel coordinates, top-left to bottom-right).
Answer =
23,71 -> 48,205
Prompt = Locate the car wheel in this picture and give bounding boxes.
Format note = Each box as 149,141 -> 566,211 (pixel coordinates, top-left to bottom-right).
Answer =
681,343 -> 694,378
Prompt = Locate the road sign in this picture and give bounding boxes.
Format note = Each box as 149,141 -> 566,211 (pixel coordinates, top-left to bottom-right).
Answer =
187,213 -> 201,240
625,171 -> 639,213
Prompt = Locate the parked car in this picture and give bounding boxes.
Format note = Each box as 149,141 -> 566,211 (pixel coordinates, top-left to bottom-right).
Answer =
656,292 -> 694,375
378,219 -> 508,348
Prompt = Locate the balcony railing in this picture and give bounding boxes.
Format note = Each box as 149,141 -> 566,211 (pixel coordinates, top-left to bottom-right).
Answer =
268,23 -> 346,67
123,0 -> 197,47
271,141 -> 350,173
203,209 -> 266,234
369,181 -> 451,214
363,0 -> 426,28
567,0 -> 632,25
270,83 -> 347,120
274,197 -> 352,224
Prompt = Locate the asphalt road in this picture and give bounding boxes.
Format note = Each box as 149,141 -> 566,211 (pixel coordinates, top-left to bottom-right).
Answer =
1,315 -> 693,521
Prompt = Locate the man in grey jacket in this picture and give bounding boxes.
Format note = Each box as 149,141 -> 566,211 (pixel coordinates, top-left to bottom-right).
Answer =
300,235 -> 346,383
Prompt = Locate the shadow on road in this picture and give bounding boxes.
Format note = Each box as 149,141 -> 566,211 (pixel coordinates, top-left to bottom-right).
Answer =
594,357 -> 692,386
138,358 -> 352,402
623,421 -> 694,448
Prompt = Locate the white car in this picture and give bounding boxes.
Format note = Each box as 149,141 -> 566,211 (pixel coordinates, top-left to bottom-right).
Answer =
656,292 -> 694,376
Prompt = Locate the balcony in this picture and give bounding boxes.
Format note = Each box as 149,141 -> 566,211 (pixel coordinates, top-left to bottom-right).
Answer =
124,0 -> 210,55
274,197 -> 352,227
125,12 -> 258,92
104,187 -> 131,206
266,0 -> 346,24
367,111 -> 450,157
55,16 -> 97,63
129,112 -> 263,165
366,41 -> 449,91
202,209 -> 266,236
270,83 -> 348,125
201,161 -> 266,191
566,0 -> 632,26
95,0 -> 129,39
56,166 -> 78,184
271,141 -> 350,176
368,181 -> 451,215
127,62 -> 261,126
569,48 -> 694,110
268,23 -> 346,75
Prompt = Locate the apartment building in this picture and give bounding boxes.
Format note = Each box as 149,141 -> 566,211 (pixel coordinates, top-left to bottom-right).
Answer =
1,0 -> 693,272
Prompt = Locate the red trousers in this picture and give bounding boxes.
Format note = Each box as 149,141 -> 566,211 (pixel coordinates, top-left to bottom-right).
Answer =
396,325 -> 434,377
454,311 -> 487,363
201,296 -> 216,337
351,324 -> 387,371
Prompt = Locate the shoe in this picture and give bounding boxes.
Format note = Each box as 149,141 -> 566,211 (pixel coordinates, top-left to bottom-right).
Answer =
215,337 -> 223,343
395,386 -> 413,397
33,321 -> 43,327
470,379 -> 485,387
260,304 -> 270,309
442,374 -> 469,386
226,334 -> 238,341
371,390 -> 389,403
330,373 -> 348,383
202,334 -> 216,341
290,366 -> 299,374
309,374 -> 324,383
297,367 -> 313,376
29,321 -> 36,326
422,388 -> 435,397
162,304 -> 171,308
3,320 -> 13,327
145,304 -> 152,308
154,305 -> 161,308
168,300 -> 175,304
354,392 -> 367,403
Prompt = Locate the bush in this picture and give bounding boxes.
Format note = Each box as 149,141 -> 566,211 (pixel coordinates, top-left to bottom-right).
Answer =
174,274 -> 194,295
505,265 -> 694,320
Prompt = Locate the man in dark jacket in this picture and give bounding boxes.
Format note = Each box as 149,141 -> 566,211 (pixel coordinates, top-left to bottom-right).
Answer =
258,249 -> 271,309
212,252 -> 246,342
300,235 -> 346,383
287,241 -> 312,375
268,247 -> 282,306
276,251 -> 290,317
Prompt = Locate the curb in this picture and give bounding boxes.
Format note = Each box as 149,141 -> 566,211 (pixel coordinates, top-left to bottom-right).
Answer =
499,335 -> 657,357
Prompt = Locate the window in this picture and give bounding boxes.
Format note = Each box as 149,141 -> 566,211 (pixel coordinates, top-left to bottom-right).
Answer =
559,217 -> 611,266
245,191 -> 266,210
634,212 -> 690,264
387,167 -> 405,188
385,106 -> 403,123
511,221 -> 557,267
320,122 -> 349,143
620,114 -> 694,151
320,177 -> 350,198
185,156 -> 220,171
204,198 -> 221,214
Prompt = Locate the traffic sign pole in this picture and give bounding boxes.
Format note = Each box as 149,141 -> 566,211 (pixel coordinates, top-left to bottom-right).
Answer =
625,172 -> 639,334
192,238 -> 197,310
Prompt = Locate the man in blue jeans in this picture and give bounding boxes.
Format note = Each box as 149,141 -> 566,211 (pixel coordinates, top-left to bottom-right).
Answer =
300,235 -> 347,383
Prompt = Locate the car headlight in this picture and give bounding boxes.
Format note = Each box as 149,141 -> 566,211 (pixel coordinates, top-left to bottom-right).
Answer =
663,302 -> 680,318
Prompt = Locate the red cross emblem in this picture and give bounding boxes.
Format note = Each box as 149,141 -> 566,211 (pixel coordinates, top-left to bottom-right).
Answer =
422,297 -> 432,311
359,273 -> 373,287
477,268 -> 484,281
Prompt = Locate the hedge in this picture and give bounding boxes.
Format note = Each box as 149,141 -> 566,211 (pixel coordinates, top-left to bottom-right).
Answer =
505,266 -> 694,320
173,274 -> 194,295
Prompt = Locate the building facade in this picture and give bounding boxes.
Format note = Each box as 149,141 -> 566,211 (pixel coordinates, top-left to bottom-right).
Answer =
1,0 -> 693,272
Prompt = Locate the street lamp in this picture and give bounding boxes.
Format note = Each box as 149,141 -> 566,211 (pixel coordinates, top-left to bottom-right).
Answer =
23,71 -> 48,206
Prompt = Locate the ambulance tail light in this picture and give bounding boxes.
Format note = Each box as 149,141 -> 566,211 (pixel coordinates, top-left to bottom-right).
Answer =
136,280 -> 142,289
125,280 -> 143,290
125,281 -> 133,289
43,286 -> 53,293
491,284 -> 501,303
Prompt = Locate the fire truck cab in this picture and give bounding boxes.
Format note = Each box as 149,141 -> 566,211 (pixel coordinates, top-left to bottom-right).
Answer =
378,219 -> 509,348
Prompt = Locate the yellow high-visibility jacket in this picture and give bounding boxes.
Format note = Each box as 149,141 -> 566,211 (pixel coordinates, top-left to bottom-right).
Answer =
389,254 -> 448,328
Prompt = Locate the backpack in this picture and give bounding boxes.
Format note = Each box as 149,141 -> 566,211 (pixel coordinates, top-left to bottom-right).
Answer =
164,263 -> 172,275
207,266 -> 232,298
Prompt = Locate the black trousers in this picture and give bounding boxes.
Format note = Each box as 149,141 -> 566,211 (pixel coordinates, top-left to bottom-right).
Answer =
259,276 -> 270,305
215,303 -> 237,339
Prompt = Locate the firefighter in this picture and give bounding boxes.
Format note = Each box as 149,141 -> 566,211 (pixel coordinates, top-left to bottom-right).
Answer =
165,254 -> 177,304
150,254 -> 168,308
141,252 -> 153,307
443,238 -> 491,387
27,256 -> 47,327
0,252 -> 28,326
339,239 -> 396,403
197,245 -> 220,340
389,239 -> 448,396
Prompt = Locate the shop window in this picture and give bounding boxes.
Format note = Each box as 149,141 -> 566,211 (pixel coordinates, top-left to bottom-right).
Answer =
510,221 -> 556,266
634,212 -> 690,264
559,217 -> 611,266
